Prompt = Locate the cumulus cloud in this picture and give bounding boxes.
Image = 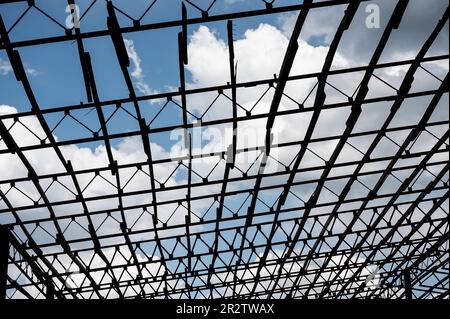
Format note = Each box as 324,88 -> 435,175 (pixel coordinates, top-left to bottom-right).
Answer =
0,100 -> 233,244
1,6 -> 448,297
179,19 -> 447,297
2,18 -> 445,234
279,6 -> 345,46
278,0 -> 449,63
187,23 -> 349,91
0,104 -> 185,234
183,22 -> 386,183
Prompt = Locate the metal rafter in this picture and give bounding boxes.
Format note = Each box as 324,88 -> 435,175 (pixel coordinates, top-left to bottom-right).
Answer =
0,0 -> 448,299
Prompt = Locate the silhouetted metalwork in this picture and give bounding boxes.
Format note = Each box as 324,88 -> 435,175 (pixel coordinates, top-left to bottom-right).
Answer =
0,0 -> 448,299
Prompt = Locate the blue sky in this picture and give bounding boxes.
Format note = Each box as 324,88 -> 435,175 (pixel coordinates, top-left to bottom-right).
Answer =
0,0 -> 303,106
0,0 -> 308,150
1,0 -> 448,298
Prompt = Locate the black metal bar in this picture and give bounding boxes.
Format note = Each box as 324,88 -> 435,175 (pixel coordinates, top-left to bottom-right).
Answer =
1,54 -> 446,121
0,226 -> 9,300
227,20 -> 237,167
0,13 -> 104,300
46,278 -> 55,300
265,0 -> 312,154
0,0 -> 447,299
301,7 -> 449,299
0,0 -> 371,50
404,267 -> 413,299
0,144 -> 447,229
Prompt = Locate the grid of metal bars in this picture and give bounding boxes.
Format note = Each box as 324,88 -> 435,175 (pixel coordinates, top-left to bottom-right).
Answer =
0,0 -> 448,299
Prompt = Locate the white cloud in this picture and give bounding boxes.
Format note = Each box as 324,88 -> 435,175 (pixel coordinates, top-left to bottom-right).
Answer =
0,104 -> 186,235
124,38 -> 159,100
1,15 -> 448,298
124,39 -> 143,79
184,23 -> 354,175
186,23 -> 350,115
224,0 -> 246,4
278,6 -> 345,46
180,22 -> 448,297
0,57 -> 13,75
25,66 -> 39,76
0,57 -> 39,76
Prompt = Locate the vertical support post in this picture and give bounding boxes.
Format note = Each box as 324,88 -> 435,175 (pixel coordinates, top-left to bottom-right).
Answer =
227,19 -> 237,168
404,269 -> 412,299
46,278 -> 55,300
0,225 -> 10,300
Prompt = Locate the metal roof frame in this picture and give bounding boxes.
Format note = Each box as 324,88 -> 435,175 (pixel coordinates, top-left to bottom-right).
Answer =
0,0 -> 448,299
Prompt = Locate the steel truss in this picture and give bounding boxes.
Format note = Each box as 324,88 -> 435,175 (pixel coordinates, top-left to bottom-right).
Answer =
0,0 -> 448,299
